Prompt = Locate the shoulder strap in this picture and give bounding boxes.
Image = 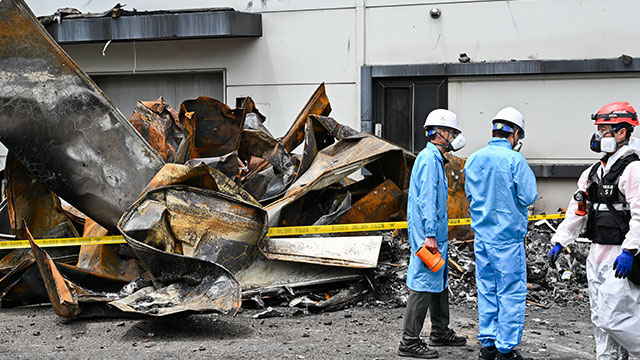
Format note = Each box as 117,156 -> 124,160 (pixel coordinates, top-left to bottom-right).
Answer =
604,153 -> 639,183
600,153 -> 639,233
588,161 -> 601,184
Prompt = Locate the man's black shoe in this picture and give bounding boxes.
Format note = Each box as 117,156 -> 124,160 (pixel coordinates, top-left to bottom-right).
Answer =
398,340 -> 439,359
428,328 -> 467,347
496,349 -> 533,360
478,345 -> 498,360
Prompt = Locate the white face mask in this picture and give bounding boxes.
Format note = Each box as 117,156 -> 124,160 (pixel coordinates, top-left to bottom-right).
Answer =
448,133 -> 467,151
600,137 -> 617,153
592,129 -> 618,153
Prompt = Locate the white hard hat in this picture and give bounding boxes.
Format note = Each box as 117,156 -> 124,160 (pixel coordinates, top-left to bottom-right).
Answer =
423,109 -> 460,132
492,106 -> 525,139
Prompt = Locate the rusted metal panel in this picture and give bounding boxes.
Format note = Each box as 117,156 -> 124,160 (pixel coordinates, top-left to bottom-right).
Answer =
336,179 -> 403,224
260,236 -> 382,268
0,153 -> 81,306
281,83 -> 332,153
0,0 -> 165,231
444,153 -> 474,240
178,97 -> 245,159
76,218 -> 144,283
129,97 -> 183,163
27,227 -> 80,319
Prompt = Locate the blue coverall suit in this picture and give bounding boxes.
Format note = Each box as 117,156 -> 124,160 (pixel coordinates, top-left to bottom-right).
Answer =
464,138 -> 538,354
407,142 -> 450,293
402,142 -> 451,344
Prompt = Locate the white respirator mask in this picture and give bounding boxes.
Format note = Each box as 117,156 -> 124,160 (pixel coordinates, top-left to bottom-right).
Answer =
448,133 -> 467,151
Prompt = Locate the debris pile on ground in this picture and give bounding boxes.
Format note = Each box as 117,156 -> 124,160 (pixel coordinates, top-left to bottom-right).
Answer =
370,220 -> 590,310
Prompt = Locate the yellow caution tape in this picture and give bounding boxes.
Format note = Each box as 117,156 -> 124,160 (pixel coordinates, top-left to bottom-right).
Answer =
267,221 -> 409,237
0,213 -> 567,248
528,213 -> 566,221
0,235 -> 126,249
266,213 -> 566,237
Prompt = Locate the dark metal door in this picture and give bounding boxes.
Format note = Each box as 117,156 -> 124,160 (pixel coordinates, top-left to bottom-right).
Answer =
374,77 -> 447,153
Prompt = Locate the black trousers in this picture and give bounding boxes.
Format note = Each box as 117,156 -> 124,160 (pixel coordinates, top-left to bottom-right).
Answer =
401,288 -> 450,345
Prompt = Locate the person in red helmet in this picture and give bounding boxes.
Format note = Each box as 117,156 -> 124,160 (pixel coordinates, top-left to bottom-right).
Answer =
548,102 -> 640,359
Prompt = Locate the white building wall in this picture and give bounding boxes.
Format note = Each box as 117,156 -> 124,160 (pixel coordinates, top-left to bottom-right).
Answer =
449,74 -> 640,163
364,0 -> 638,65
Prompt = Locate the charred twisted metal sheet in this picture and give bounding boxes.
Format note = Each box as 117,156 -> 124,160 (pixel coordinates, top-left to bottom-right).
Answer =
5,153 -> 80,241
26,225 -> 80,318
265,133 -> 413,227
308,115 -> 359,142
111,186 -> 258,316
185,152 -> 243,182
129,97 -> 183,163
281,83 -> 332,153
119,186 -> 267,273
140,163 -> 260,207
0,153 -> 82,307
114,185 -> 268,316
0,0 -> 164,231
239,129 -> 295,202
75,218 -> 145,283
294,115 -> 358,180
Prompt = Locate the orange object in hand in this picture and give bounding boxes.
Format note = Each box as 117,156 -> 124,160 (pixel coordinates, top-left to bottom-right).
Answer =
415,244 -> 445,272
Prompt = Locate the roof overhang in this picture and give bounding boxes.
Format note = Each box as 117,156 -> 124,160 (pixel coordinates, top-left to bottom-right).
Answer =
43,10 -> 262,44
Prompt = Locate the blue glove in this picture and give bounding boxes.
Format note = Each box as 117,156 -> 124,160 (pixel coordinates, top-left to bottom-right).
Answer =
613,250 -> 634,279
548,243 -> 563,267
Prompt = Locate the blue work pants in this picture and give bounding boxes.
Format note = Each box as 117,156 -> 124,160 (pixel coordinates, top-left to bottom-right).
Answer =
474,240 -> 527,354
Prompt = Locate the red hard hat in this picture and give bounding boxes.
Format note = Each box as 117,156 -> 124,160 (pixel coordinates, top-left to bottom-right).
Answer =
592,102 -> 639,126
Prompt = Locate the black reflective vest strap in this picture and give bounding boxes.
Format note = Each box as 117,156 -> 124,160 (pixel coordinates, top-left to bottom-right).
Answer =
585,152 -> 639,245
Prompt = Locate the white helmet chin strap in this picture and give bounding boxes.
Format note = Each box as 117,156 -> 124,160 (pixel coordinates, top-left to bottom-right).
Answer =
513,140 -> 523,152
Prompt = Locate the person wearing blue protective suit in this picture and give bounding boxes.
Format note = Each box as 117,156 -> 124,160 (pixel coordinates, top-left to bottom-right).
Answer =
398,109 -> 468,359
464,107 -> 538,360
